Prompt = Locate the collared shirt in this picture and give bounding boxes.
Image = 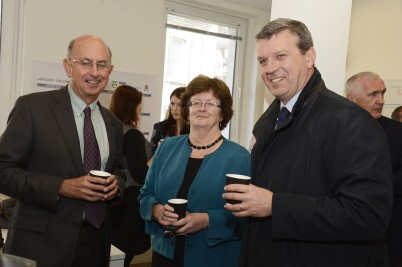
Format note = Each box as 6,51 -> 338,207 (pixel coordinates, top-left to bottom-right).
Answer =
68,85 -> 109,172
280,90 -> 302,112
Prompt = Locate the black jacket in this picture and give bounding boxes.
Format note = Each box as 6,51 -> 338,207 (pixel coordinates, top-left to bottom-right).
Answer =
241,68 -> 393,267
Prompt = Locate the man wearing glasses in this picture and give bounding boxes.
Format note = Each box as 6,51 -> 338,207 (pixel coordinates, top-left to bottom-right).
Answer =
0,35 -> 125,267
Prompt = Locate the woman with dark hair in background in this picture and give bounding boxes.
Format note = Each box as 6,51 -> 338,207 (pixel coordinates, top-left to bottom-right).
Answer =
150,87 -> 189,153
109,85 -> 151,267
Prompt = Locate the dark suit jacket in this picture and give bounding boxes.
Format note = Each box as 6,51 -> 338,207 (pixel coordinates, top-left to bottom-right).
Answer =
0,87 -> 125,267
378,116 -> 402,266
378,116 -> 402,210
150,120 -> 168,153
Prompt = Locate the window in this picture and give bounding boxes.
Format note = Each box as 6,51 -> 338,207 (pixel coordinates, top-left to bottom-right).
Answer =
0,0 -> 25,135
162,2 -> 245,139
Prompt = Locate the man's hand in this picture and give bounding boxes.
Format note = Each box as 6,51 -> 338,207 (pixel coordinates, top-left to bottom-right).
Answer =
59,174 -> 119,202
223,184 -> 273,217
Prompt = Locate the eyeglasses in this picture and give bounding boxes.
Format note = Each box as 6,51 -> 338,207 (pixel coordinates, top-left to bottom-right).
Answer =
68,58 -> 112,72
188,100 -> 221,110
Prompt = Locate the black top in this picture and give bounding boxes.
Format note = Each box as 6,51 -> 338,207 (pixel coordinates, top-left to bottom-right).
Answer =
175,157 -> 203,267
177,158 -> 203,198
124,128 -> 150,184
153,157 -> 203,267
150,120 -> 189,153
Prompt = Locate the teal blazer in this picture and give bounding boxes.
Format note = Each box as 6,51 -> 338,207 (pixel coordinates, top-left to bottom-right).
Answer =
139,134 -> 251,267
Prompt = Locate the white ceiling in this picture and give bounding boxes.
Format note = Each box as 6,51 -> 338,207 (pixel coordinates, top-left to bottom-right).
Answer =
224,0 -> 271,12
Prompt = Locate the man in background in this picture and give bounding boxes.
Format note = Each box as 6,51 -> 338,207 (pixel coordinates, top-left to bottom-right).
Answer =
224,18 -> 393,266
0,35 -> 125,267
346,71 -> 402,267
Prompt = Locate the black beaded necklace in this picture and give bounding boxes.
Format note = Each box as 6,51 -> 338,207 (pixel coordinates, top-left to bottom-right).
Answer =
188,135 -> 223,150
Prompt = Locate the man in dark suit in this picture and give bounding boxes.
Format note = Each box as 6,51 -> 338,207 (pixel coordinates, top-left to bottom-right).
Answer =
223,19 -> 392,266
346,71 -> 402,267
0,35 -> 125,267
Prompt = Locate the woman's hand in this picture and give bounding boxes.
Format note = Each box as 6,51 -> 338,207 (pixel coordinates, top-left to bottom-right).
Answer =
152,203 -> 178,228
174,212 -> 209,236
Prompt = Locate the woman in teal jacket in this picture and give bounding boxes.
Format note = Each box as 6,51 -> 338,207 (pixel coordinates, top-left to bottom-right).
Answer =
139,75 -> 251,267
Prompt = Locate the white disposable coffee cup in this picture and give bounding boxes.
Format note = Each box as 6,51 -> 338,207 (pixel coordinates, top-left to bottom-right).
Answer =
89,170 -> 111,179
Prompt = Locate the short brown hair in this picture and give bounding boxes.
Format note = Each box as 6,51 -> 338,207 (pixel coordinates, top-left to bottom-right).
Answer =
181,75 -> 233,130
109,85 -> 142,125
392,106 -> 402,121
255,18 -> 313,55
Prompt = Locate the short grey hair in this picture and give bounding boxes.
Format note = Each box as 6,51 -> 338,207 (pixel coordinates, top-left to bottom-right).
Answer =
345,71 -> 381,95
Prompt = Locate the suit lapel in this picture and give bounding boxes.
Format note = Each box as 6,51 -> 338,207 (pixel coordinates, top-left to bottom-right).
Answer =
52,87 -> 84,174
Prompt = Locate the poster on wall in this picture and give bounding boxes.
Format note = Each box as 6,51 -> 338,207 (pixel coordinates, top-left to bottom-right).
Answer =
32,60 -> 157,140
383,79 -> 402,119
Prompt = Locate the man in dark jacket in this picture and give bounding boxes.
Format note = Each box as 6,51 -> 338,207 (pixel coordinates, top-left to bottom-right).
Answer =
346,71 -> 402,267
224,18 -> 392,266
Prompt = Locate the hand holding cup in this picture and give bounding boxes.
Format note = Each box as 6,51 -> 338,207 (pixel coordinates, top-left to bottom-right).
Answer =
164,198 -> 188,232
89,170 -> 117,199
225,174 -> 251,205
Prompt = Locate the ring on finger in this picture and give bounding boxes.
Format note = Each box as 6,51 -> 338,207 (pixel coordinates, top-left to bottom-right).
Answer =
239,203 -> 242,211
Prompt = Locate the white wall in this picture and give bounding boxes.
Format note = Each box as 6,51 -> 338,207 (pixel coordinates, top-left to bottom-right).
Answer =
0,0 -> 269,149
1,0 -> 402,147
346,0 -> 402,80
0,0 -> 167,137
270,0 -> 352,96
346,0 -> 402,118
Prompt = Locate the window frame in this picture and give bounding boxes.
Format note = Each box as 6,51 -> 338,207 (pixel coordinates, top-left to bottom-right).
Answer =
0,0 -> 26,134
163,1 -> 247,142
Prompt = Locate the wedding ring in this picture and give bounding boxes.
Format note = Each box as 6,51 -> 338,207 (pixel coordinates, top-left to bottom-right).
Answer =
239,203 -> 242,211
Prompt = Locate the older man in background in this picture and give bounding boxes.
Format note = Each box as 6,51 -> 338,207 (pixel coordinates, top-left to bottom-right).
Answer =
346,71 -> 402,267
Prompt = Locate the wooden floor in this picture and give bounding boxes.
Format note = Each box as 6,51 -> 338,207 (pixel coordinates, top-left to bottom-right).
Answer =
131,263 -> 151,267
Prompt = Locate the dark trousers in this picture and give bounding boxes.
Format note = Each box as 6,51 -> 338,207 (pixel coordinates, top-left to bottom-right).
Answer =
151,236 -> 185,267
387,216 -> 402,267
71,221 -> 109,267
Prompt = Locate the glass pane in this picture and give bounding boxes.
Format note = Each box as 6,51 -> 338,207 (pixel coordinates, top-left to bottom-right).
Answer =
162,27 -> 237,138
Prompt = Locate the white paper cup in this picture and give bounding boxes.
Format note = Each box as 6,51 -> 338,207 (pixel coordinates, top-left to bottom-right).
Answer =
89,170 -> 111,179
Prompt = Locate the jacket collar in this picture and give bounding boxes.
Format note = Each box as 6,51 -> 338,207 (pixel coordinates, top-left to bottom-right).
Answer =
253,67 -> 326,139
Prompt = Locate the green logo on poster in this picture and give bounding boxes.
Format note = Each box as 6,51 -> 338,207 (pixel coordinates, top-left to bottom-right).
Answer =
111,81 -> 118,88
